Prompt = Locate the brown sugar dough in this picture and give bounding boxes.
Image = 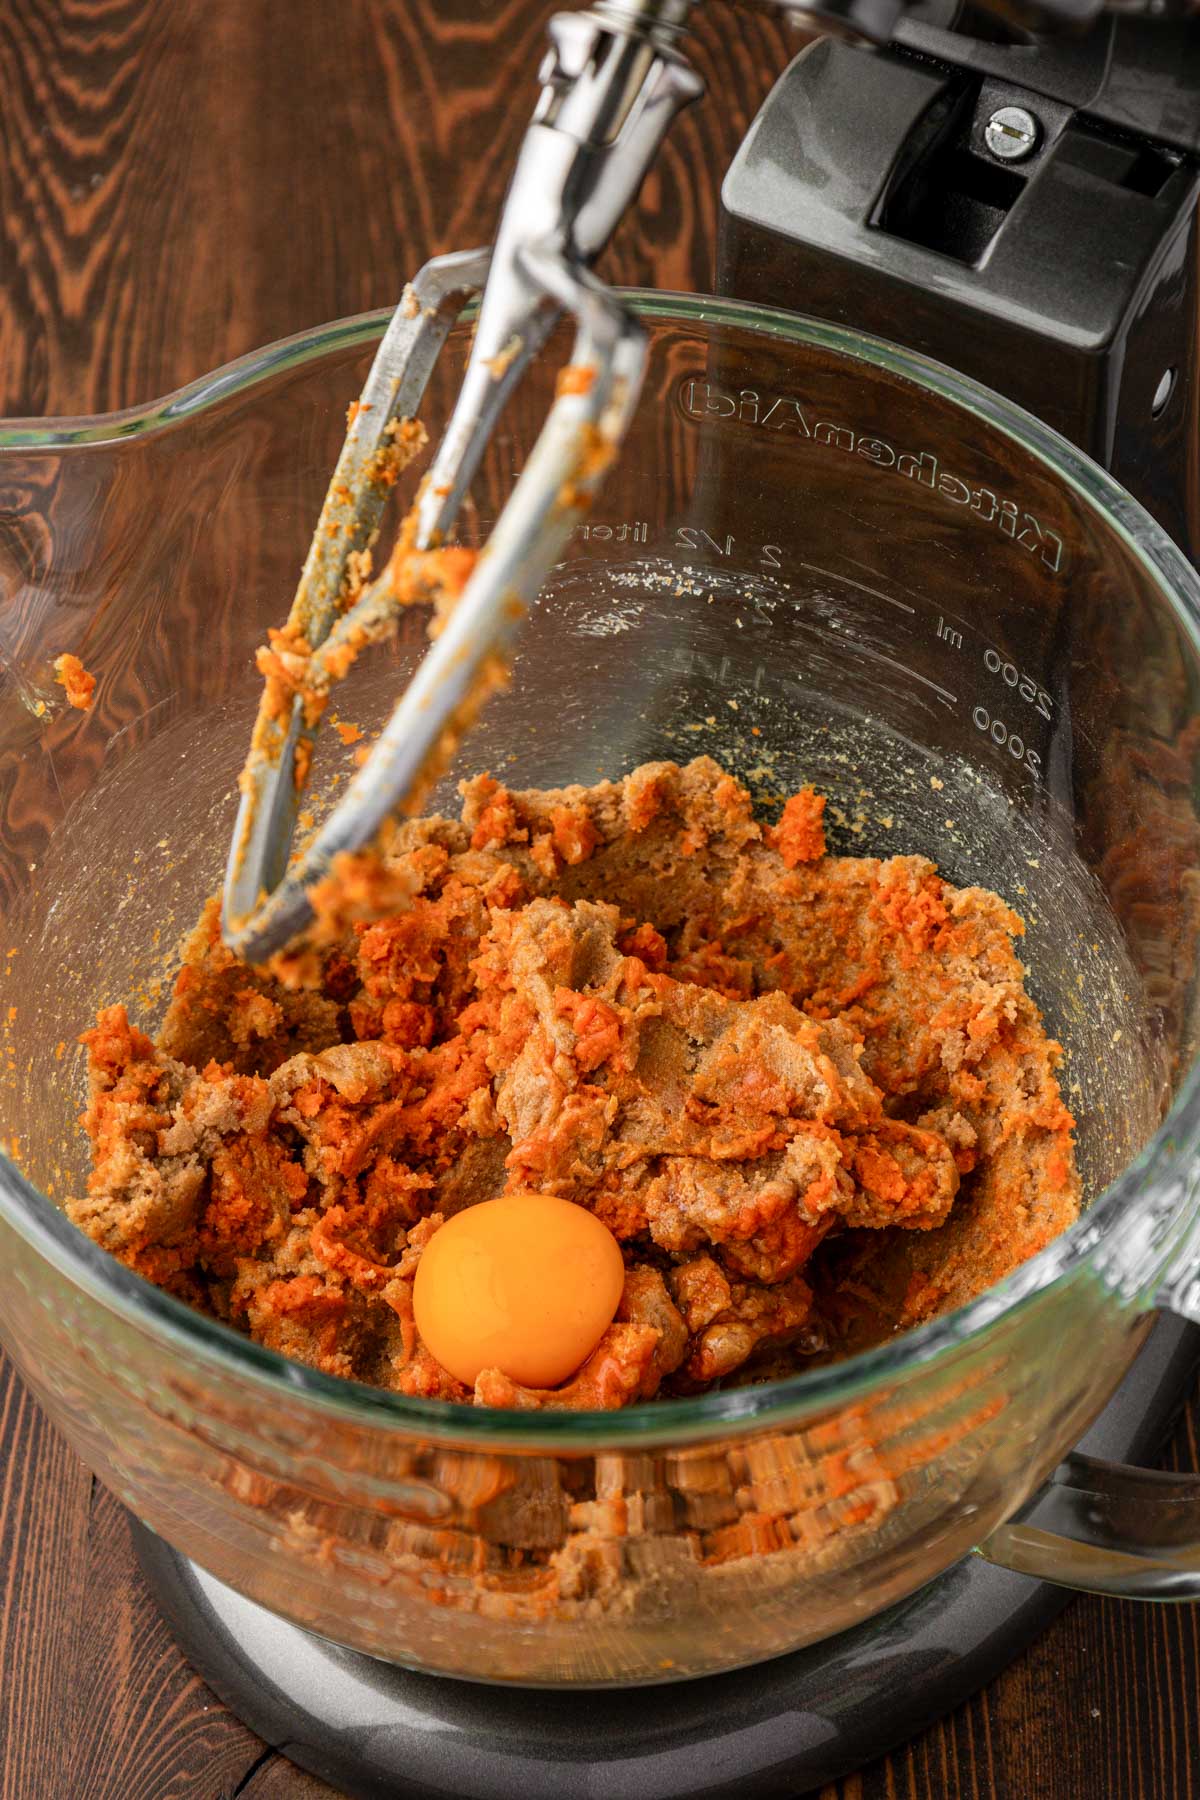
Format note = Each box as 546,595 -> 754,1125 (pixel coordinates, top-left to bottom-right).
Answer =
68,757 -> 1080,1407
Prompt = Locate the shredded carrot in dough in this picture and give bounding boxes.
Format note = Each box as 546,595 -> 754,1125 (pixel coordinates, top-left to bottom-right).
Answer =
54,654 -> 96,711
68,760 -> 1080,1409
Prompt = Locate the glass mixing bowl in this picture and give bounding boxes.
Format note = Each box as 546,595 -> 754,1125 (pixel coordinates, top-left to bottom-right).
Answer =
1,295 -> 1199,1686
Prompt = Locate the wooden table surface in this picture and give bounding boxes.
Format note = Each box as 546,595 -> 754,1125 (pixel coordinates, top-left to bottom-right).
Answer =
1,3 -> 1198,1796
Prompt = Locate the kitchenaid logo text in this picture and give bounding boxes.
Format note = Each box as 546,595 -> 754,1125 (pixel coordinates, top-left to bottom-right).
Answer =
679,378 -> 1065,575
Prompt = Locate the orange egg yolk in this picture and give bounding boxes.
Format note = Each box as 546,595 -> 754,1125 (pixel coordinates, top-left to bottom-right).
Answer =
412,1191 -> 626,1389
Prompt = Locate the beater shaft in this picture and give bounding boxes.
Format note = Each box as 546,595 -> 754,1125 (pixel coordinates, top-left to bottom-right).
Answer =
222,2 -> 703,961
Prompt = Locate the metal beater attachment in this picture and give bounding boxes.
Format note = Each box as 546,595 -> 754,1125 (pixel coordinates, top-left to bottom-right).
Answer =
221,0 -> 703,963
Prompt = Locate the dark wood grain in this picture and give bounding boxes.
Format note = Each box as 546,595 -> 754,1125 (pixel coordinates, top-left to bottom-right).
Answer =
0,2 -> 1198,1797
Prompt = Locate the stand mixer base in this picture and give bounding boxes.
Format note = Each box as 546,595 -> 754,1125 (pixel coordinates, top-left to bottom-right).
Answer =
133,1316 -> 1200,1800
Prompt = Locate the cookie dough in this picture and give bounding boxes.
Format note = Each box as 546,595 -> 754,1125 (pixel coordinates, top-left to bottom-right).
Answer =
67,757 -> 1079,1407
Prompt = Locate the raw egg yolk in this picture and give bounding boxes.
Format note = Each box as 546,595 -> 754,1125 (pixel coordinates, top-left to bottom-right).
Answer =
412,1191 -> 625,1389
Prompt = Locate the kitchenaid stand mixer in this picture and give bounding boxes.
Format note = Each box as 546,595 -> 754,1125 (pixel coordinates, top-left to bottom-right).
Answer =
13,1 -> 1200,1795
219,0 -> 1200,959
720,6 -> 1200,563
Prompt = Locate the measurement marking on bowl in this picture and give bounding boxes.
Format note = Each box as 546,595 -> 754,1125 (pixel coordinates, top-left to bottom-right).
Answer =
859,648 -> 957,707
972,704 -> 1044,779
797,563 -> 915,614
672,528 -> 789,570
982,647 -> 1054,720
842,553 -> 929,606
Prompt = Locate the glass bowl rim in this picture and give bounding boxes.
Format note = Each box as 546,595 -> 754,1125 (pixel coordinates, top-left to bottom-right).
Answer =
2,289 -> 1197,1448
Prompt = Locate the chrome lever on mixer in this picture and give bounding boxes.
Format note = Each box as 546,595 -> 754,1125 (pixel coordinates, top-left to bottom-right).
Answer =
221,1 -> 703,963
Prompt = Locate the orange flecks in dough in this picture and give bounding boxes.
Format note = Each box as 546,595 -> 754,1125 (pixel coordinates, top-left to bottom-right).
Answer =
554,989 -> 629,1074
66,756 -> 1080,1415
363,415 -> 428,492
254,624 -> 312,727
765,788 -> 826,868
468,778 -> 524,854
556,364 -> 598,398
54,654 -> 96,710
555,421 -> 615,514
550,806 -> 599,867
387,543 -> 478,614
617,921 -> 668,971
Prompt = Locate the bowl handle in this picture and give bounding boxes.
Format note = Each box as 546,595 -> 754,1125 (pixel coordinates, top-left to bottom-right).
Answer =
977,1251 -> 1200,1598
975,1451 -> 1200,1598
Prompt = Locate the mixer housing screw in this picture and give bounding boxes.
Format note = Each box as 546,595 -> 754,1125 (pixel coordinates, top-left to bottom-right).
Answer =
984,106 -> 1039,162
